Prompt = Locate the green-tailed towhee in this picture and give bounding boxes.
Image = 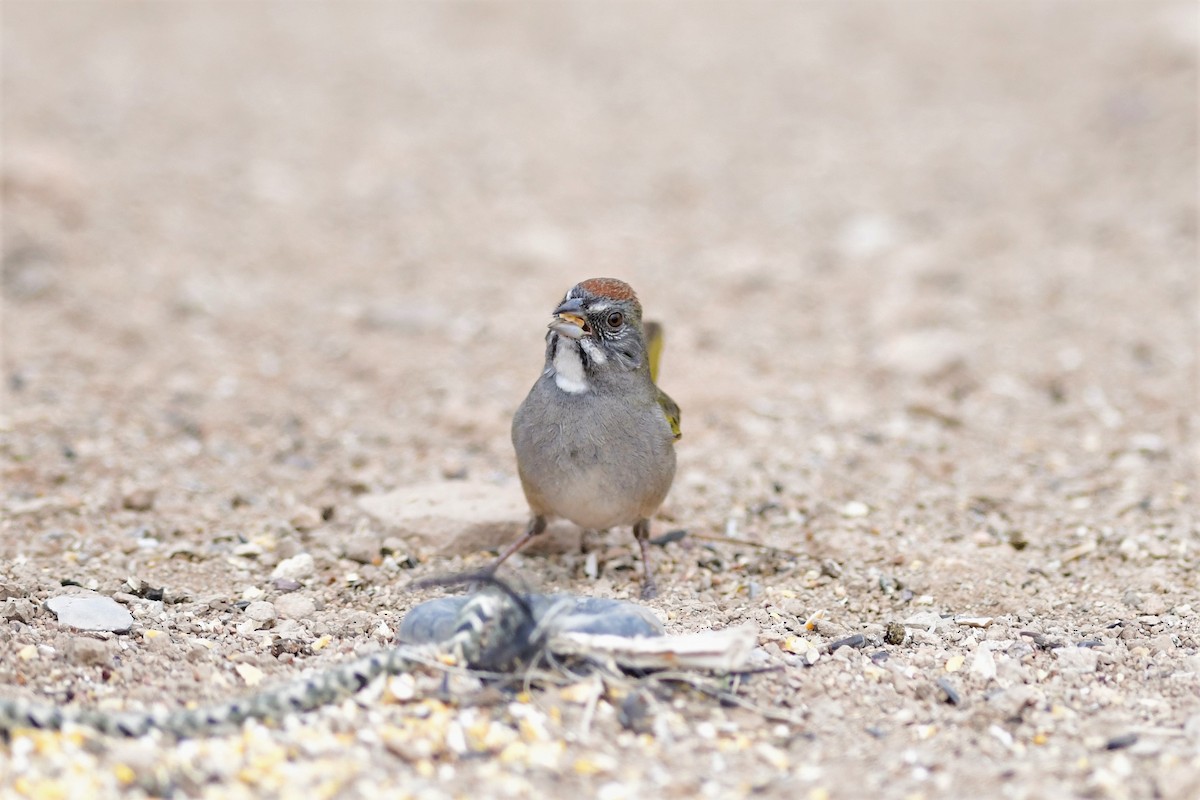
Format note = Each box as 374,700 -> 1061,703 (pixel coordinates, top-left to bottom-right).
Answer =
497,278 -> 681,599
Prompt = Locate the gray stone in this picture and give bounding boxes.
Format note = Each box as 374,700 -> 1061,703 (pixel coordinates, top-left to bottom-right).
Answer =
45,593 -> 134,633
358,481 -> 527,556
0,598 -> 36,623
1054,646 -> 1100,673
343,531 -> 383,564
244,600 -> 277,623
66,636 -> 114,666
275,594 -> 317,621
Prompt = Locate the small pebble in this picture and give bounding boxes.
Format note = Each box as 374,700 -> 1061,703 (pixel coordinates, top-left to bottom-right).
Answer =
272,577 -> 302,592
343,531 -> 383,564
0,598 -> 36,623
935,677 -> 961,706
618,691 -> 654,734
884,622 -> 906,645
970,647 -> 998,681
244,600 -> 278,623
1054,647 -> 1100,673
826,634 -> 866,653
276,594 -> 317,621
1104,732 -> 1138,751
67,636 -> 114,666
122,488 -> 156,512
840,501 -> 870,518
272,553 -> 316,581
290,505 -> 324,531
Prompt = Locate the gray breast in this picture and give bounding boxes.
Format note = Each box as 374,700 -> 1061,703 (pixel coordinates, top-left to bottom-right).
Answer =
512,374 -> 675,530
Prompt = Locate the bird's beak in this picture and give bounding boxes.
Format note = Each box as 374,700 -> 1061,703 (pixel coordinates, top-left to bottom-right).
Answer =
549,298 -> 588,339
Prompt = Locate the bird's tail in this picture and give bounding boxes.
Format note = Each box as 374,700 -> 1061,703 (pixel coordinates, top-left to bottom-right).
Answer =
644,321 -> 664,383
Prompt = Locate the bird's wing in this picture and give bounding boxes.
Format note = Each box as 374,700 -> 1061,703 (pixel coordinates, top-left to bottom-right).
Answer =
657,387 -> 682,441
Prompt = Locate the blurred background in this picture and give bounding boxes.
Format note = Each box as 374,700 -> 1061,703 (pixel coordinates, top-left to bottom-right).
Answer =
3,2 -> 1196,559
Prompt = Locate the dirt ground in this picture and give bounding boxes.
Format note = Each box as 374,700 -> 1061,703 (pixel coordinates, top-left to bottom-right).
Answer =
2,3 -> 1198,798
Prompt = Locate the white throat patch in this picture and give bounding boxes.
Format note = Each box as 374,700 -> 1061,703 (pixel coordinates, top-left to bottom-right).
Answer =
553,339 -> 589,394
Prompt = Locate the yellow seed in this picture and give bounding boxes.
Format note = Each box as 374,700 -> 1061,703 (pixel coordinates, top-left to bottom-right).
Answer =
945,655 -> 965,673
114,764 -> 136,785
311,635 -> 332,652
575,759 -> 602,775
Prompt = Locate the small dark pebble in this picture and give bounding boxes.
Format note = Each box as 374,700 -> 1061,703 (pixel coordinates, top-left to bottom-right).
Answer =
270,639 -> 311,658
935,677 -> 962,706
826,634 -> 866,653
866,726 -> 887,738
123,489 -> 157,512
1019,630 -> 1062,650
123,580 -> 164,601
1105,733 -> 1138,750
272,578 -> 302,593
618,690 -> 654,734
233,600 -> 251,610
870,650 -> 890,663
1076,639 -> 1103,648
884,622 -> 906,645
649,529 -> 688,547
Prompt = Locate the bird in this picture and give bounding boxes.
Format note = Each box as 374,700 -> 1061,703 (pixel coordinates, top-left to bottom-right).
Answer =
497,277 -> 681,599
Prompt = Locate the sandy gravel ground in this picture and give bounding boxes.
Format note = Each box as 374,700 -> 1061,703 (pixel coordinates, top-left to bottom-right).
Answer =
2,3 -> 1198,798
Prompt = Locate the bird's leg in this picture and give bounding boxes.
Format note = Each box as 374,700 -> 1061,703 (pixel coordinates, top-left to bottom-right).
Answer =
490,515 -> 547,572
633,518 -> 659,600
579,528 -> 600,554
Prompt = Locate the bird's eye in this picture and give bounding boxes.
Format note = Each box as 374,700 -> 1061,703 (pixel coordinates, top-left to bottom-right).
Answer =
606,311 -> 624,329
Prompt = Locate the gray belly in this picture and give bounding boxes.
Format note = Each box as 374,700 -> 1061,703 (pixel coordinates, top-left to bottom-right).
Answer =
512,378 -> 676,530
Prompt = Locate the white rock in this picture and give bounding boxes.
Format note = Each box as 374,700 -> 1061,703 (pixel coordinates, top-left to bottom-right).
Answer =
275,594 -> 317,621
45,593 -> 133,633
271,553 -> 315,581
840,501 -> 870,518
874,329 -> 968,378
903,611 -> 946,630
836,213 -> 899,260
970,647 -> 997,681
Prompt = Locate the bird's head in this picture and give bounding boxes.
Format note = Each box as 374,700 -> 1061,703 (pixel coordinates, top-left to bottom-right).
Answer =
544,278 -> 648,389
